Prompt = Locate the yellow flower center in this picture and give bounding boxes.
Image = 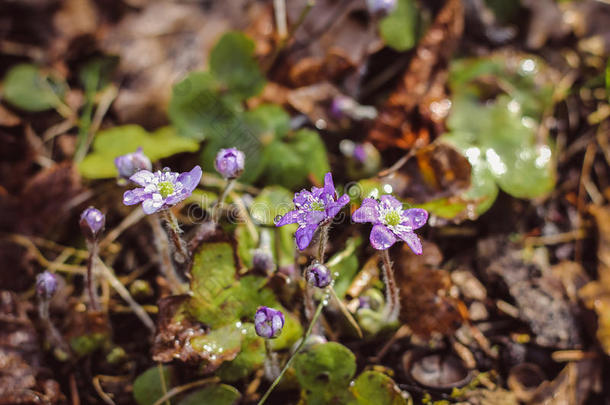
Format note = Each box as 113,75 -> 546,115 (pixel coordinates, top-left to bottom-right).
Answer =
158,181 -> 175,199
384,210 -> 401,227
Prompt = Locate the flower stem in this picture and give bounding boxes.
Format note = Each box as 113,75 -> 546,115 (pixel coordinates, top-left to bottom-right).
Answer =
257,291 -> 327,405
150,215 -> 185,294
317,223 -> 330,264
38,296 -> 70,360
86,241 -> 100,311
380,249 -> 400,322
161,210 -> 189,265
213,178 -> 236,223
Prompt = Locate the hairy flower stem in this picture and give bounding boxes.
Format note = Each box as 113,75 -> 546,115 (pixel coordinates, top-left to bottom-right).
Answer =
263,340 -> 281,381
257,291 -> 327,405
381,249 -> 400,322
161,210 -> 189,264
86,241 -> 100,311
150,215 -> 185,294
317,223 -> 330,264
213,178 -> 235,223
38,297 -> 70,360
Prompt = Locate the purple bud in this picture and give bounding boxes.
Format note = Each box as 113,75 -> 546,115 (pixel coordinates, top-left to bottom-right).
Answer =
80,207 -> 105,241
252,249 -> 275,273
329,96 -> 353,119
305,263 -> 332,288
215,148 -> 245,179
367,0 -> 396,15
255,306 -> 285,339
353,144 -> 367,164
114,147 -> 152,179
36,271 -> 58,300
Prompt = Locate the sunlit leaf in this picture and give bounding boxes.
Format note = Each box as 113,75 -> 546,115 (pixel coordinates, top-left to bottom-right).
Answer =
79,125 -> 199,179
351,371 -> 408,405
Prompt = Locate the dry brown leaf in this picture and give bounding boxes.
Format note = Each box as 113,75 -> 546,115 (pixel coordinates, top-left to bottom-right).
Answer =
368,0 -> 464,151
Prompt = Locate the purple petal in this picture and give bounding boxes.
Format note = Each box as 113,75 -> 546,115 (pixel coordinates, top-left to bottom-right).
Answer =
142,198 -> 163,215
402,208 -> 428,230
164,192 -> 188,206
295,225 -> 317,250
323,172 -> 335,198
311,187 -> 324,199
129,170 -> 155,187
352,198 -> 380,223
369,224 -> 396,250
123,188 -> 148,206
177,165 -> 202,193
304,210 -> 325,226
380,195 -> 402,209
326,194 -> 349,218
397,231 -> 423,255
293,190 -> 310,207
276,210 -> 299,227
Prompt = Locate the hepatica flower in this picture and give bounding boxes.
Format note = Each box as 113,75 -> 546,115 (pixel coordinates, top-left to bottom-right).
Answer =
275,172 -> 349,250
123,166 -> 202,214
255,306 -> 284,339
353,195 -> 428,253
215,148 -> 245,179
114,147 -> 152,179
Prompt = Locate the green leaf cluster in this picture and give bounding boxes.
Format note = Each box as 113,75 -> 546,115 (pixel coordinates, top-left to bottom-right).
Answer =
168,32 -> 329,188
293,342 -> 410,405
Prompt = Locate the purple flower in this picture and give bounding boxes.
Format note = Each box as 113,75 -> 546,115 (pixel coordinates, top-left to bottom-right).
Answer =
275,172 -> 350,250
254,306 -> 285,339
114,147 -> 152,179
305,262 -> 331,288
123,166 -> 202,215
215,148 -> 245,179
352,195 -> 428,253
36,271 -> 58,300
80,207 -> 105,241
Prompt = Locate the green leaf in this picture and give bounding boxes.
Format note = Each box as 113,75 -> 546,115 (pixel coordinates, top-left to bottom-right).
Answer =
199,104 -> 288,184
379,0 -> 418,51
190,323 -> 243,365
78,125 -> 199,179
2,64 -> 66,112
216,323 -> 266,382
351,371 -> 408,405
262,129 -> 330,189
250,186 -> 294,226
133,366 -> 175,405
177,384 -> 241,405
294,342 -> 357,393
209,31 -> 266,99
441,55 -> 557,215
79,56 -> 118,97
169,71 -> 244,140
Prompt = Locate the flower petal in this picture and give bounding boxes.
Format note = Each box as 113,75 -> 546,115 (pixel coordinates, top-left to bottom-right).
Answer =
129,170 -> 155,187
293,190 -> 310,207
402,208 -> 428,230
295,225 -> 317,250
369,224 -> 396,250
177,165 -> 202,193
326,194 -> 350,218
142,198 -> 162,214
275,210 -> 299,227
396,230 -> 423,255
380,195 -> 402,209
323,172 -> 335,197
352,198 -> 380,223
123,188 -> 147,206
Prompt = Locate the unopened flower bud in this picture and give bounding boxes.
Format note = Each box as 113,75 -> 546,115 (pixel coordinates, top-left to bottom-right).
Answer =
255,306 -> 284,339
114,147 -> 152,179
215,148 -> 245,179
36,271 -> 58,300
80,207 -> 105,241
367,0 -> 396,15
305,263 -> 332,288
252,249 -> 275,273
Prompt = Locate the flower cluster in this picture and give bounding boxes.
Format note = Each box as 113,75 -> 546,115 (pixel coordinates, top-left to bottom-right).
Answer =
123,166 -> 202,214
353,195 -> 428,253
275,173 -> 349,250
